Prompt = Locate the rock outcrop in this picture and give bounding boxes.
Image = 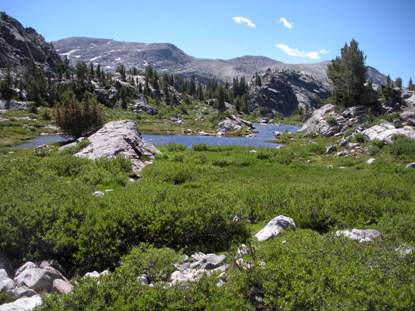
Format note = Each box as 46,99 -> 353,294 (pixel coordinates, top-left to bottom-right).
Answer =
255,215 -> 296,241
249,70 -> 331,116
300,105 -> 341,136
362,122 -> 415,144
335,229 -> 383,243
217,115 -> 253,134
75,120 -> 159,173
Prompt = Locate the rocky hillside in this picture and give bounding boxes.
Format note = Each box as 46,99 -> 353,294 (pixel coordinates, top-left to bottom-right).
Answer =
248,69 -> 331,116
0,12 -> 62,74
53,36 -> 387,84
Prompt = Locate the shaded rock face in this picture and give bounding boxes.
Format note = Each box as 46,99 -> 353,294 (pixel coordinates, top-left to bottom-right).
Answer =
249,70 -> 331,116
336,229 -> 382,243
0,12 -> 61,73
75,120 -> 159,173
362,122 -> 415,144
255,215 -> 296,241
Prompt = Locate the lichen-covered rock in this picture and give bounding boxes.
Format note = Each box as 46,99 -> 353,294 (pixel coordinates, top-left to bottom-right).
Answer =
75,120 -> 159,173
335,229 -> 382,243
255,215 -> 296,241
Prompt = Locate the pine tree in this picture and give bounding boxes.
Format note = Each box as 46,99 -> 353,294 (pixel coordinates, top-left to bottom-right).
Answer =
408,78 -> 415,91
394,77 -> 402,89
0,67 -> 14,101
327,39 -> 367,107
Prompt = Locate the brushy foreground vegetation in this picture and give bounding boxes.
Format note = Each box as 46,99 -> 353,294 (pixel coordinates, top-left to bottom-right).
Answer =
1,135 -> 415,310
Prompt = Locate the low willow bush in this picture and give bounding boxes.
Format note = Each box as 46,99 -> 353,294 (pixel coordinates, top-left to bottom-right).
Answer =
40,232 -> 415,310
1,139 -> 415,282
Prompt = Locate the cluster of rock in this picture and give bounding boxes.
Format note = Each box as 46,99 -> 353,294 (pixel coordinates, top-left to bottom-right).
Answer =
217,115 -> 253,135
169,253 -> 227,287
73,120 -> 159,173
248,69 -> 331,116
300,104 -> 368,137
301,91 -> 415,145
0,261 -> 72,311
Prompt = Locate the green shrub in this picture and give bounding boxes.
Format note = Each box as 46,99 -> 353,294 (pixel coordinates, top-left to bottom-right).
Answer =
325,116 -> 337,125
164,144 -> 187,152
352,132 -> 365,143
193,144 -> 209,151
389,135 -> 415,159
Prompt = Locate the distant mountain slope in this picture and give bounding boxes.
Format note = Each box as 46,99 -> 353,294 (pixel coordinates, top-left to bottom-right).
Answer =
0,12 -> 62,73
53,37 -> 387,85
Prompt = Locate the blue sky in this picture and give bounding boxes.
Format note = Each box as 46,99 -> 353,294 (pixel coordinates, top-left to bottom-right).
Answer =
2,0 -> 414,83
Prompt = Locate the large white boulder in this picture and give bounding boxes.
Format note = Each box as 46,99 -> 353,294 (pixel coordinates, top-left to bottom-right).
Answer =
255,215 -> 296,241
362,122 -> 415,144
0,269 -> 15,292
335,229 -> 382,243
0,295 -> 42,311
14,263 -> 68,293
75,120 -> 159,173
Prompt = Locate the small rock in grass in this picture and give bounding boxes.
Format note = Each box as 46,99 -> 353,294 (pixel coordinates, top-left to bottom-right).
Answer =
255,215 -> 296,241
93,191 -> 104,197
335,229 -> 382,243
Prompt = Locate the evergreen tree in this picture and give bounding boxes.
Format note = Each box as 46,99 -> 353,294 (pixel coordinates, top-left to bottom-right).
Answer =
394,77 -> 402,89
116,64 -> 126,82
408,78 -> 415,91
0,67 -> 14,101
327,39 -> 367,107
55,89 -> 103,138
24,63 -> 48,104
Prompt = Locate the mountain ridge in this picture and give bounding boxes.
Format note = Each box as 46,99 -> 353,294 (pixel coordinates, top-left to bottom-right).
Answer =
52,36 -> 387,86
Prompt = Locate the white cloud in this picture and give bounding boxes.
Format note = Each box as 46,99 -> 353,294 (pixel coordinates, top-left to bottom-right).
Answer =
279,17 -> 293,29
233,16 -> 256,28
275,43 -> 329,60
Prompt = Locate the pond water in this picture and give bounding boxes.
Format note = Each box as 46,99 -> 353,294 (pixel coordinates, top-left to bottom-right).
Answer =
18,123 -> 299,149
